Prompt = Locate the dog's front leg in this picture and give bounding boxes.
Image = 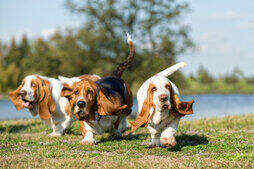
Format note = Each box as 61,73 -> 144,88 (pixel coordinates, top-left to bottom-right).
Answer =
45,118 -> 62,136
78,121 -> 95,145
58,98 -> 73,133
147,126 -> 160,147
160,119 -> 180,147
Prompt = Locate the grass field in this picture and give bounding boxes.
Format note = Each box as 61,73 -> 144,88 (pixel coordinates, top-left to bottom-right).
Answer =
0,114 -> 253,168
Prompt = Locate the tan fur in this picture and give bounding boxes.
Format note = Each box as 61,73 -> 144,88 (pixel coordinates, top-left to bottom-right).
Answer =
9,84 -> 24,111
78,119 -> 87,139
167,83 -> 194,117
78,74 -> 100,81
9,76 -> 56,120
62,78 -> 132,119
33,76 -> 56,120
130,83 -> 156,132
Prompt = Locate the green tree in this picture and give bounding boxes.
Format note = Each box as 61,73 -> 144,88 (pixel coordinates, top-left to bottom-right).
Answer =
23,37 -> 60,76
224,67 -> 242,85
4,38 -> 21,67
64,0 -> 194,87
197,65 -> 215,84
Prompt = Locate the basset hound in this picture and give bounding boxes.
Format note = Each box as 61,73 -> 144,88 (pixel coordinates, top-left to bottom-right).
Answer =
9,74 -> 100,136
130,62 -> 194,147
61,33 -> 135,145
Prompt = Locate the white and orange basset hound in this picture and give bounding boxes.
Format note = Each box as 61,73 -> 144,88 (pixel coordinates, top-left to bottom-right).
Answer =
130,62 -> 194,147
60,33 -> 135,145
9,74 -> 100,136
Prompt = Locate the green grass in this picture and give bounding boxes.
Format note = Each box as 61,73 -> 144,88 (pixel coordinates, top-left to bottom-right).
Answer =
0,114 -> 253,168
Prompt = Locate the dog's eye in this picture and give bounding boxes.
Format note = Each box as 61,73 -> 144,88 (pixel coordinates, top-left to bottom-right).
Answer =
165,84 -> 171,90
151,86 -> 157,91
74,90 -> 79,95
17,81 -> 23,87
31,83 -> 36,87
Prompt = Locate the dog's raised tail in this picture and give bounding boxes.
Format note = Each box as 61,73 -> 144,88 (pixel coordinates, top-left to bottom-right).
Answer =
112,32 -> 135,78
157,62 -> 187,77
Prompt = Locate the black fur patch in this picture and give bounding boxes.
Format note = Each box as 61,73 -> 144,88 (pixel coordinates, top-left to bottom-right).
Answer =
95,77 -> 127,104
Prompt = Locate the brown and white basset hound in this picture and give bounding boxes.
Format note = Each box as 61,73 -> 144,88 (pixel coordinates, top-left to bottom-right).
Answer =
130,62 -> 194,147
61,33 -> 135,145
9,74 -> 100,136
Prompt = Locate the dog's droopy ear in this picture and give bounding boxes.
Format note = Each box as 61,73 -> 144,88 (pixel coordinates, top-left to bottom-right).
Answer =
9,84 -> 24,111
167,83 -> 194,116
61,83 -> 74,99
34,77 -> 56,120
172,94 -> 194,115
129,83 -> 156,133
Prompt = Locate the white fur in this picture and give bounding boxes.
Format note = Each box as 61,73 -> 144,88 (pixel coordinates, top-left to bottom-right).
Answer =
136,62 -> 187,146
80,113 -> 127,144
20,75 -> 84,136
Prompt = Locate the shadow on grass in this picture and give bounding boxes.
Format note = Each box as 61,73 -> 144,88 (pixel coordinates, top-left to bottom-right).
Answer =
97,133 -> 149,144
168,134 -> 209,152
64,127 -> 81,136
0,123 -> 37,134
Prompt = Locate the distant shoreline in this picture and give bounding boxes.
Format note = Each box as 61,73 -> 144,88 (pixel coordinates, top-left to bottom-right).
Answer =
182,90 -> 254,95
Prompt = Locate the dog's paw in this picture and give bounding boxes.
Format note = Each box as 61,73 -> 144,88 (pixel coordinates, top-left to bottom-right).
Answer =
49,132 -> 62,137
81,138 -> 95,146
161,137 -> 177,147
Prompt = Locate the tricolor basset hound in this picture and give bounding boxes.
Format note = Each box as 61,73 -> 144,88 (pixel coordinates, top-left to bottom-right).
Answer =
61,33 -> 134,145
9,74 -> 100,136
130,62 -> 194,147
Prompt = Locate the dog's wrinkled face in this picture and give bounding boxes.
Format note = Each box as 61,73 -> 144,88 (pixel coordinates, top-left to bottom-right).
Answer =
16,75 -> 44,109
61,79 -> 96,119
150,76 -> 173,112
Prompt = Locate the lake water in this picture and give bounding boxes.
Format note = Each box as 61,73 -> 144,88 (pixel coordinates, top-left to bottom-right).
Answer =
0,94 -> 253,120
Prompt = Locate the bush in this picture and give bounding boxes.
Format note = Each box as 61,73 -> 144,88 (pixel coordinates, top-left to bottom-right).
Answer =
197,65 -> 215,84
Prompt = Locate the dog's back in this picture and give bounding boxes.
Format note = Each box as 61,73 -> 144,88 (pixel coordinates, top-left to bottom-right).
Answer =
96,77 -> 127,104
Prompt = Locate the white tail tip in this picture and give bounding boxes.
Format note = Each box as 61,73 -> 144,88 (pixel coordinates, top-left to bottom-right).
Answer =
157,62 -> 187,77
126,32 -> 133,45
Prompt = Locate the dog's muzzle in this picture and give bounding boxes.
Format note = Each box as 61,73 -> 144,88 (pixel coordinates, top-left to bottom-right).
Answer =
159,94 -> 171,110
77,100 -> 86,108
76,110 -> 89,121
19,90 -> 35,109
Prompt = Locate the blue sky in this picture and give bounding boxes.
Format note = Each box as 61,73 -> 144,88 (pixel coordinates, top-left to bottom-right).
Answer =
1,0 -> 254,76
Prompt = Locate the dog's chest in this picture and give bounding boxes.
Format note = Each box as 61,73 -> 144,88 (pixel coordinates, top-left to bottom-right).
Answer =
150,110 -> 176,130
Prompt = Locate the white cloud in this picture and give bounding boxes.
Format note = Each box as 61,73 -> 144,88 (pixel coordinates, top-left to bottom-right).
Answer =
41,28 -> 56,39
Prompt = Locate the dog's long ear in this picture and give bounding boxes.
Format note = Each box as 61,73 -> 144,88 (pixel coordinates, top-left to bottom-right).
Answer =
36,78 -> 56,120
167,83 -> 194,116
130,83 -> 156,133
9,83 -> 24,111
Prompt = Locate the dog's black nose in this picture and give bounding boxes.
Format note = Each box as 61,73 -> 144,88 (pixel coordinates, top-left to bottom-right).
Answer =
77,100 -> 86,108
159,94 -> 168,102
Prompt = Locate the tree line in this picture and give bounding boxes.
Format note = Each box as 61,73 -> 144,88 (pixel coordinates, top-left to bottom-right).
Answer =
0,0 -> 195,93
0,0 -> 253,95
0,34 -> 253,95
